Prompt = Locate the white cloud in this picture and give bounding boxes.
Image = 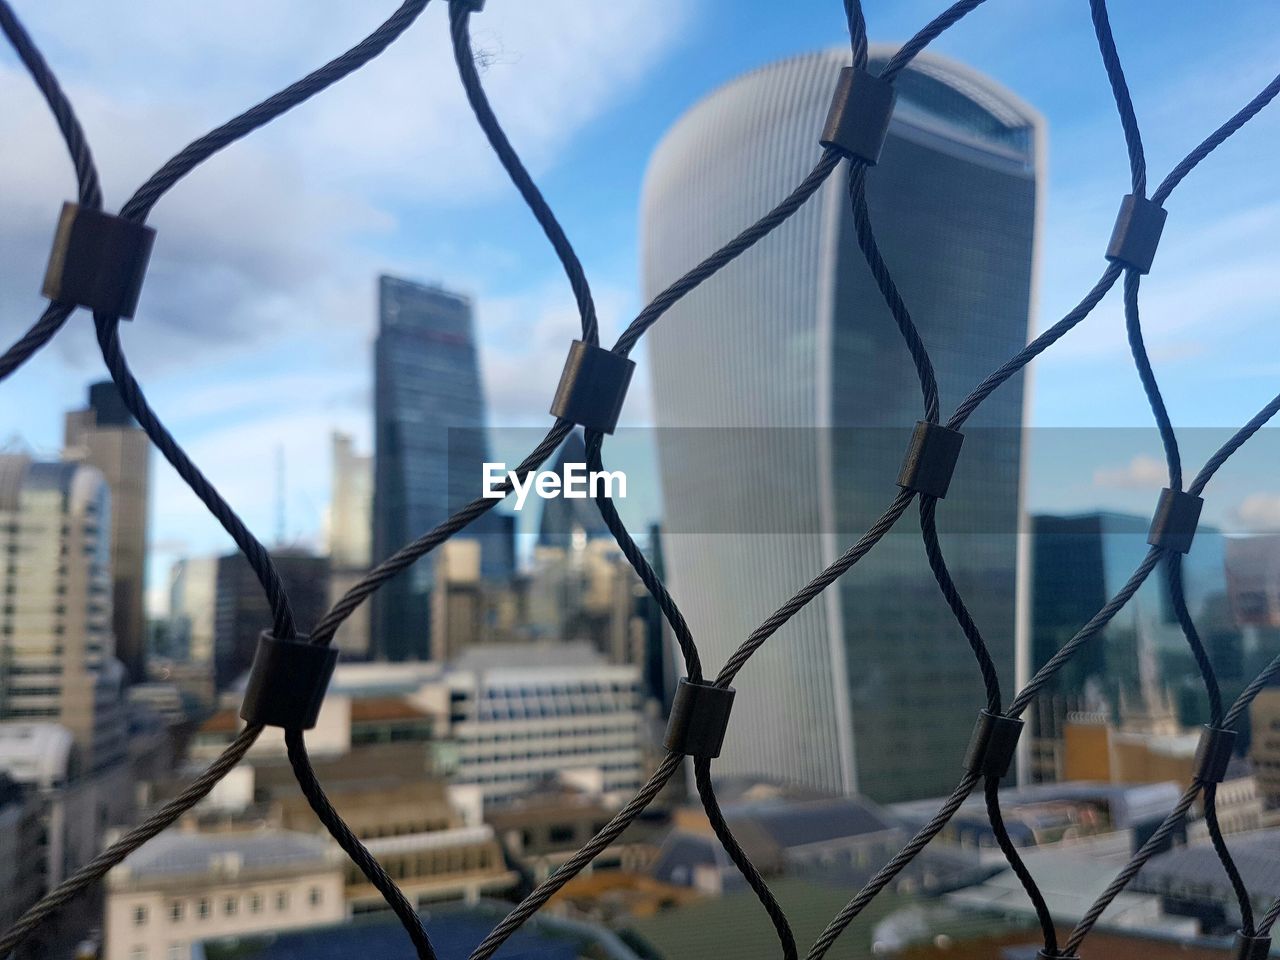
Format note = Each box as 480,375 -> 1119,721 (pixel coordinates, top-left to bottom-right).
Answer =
476,281 -> 653,428
0,0 -> 689,575
0,1 -> 692,356
1092,453 -> 1168,489
1233,493 -> 1280,533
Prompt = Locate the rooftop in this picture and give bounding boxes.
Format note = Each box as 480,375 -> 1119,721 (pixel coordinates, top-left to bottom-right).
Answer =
625,878 -> 905,960
111,828 -> 337,885
945,848 -> 1197,938
1134,828 -> 1280,902
199,900 -> 639,960
350,697 -> 430,724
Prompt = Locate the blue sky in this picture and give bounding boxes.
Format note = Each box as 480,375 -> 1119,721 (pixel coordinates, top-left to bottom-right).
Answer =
1,0 -> 1279,612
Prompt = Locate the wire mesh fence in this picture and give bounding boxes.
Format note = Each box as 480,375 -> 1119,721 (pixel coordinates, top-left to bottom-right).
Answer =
2,0 -> 1280,957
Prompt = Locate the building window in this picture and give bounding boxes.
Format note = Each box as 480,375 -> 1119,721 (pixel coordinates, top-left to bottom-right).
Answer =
197,898 -> 210,920
169,901 -> 183,922
309,887 -> 322,907
167,946 -> 183,960
130,949 -> 147,960
224,896 -> 238,916
133,905 -> 148,927
249,893 -> 262,914
276,890 -> 289,911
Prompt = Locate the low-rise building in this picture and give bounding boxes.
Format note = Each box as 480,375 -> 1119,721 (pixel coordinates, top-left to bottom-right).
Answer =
1130,827 -> 1280,937
198,900 -> 642,960
424,644 -> 645,807
103,829 -> 345,960
487,780 -> 663,883
1249,687 -> 1280,813
891,780 -> 1187,859
148,738 -> 517,915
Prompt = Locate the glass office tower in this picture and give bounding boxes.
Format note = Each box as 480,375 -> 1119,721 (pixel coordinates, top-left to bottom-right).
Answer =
373,275 -> 512,661
642,49 -> 1042,801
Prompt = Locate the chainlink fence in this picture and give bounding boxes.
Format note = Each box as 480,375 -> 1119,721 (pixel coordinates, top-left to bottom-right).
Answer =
2,0 -> 1280,958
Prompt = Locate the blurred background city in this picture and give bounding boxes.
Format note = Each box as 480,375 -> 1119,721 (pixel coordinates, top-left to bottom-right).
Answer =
2,1 -> 1280,958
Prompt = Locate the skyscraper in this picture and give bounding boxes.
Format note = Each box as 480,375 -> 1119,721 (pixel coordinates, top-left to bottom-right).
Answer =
373,275 -> 512,661
63,381 -> 150,684
1029,512 -> 1240,781
213,550 -> 331,689
642,49 -> 1041,801
328,431 -> 373,658
0,455 -> 127,773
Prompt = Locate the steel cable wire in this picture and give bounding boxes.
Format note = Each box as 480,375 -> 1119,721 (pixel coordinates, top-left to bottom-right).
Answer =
844,54 -> 1056,945
847,164 -> 940,423
0,1 -> 100,208
3,0 -> 1280,954
661,43 -> 1280,958
582,425 -> 796,956
920,493 -> 1058,951
1167,543 -> 1252,934
95,313 -> 296,639
806,772 -> 980,960
293,59 -> 890,956
468,753 -> 683,960
0,2 -> 435,953
119,0 -> 431,223
1034,382 -> 1280,952
448,2 -> 598,344
0,2 -> 100,381
1087,0 -> 1249,938
458,0 -> 993,949
432,5 -> 975,953
281,9 -> 617,947
453,0 -> 799,942
85,1 -> 442,946
0,726 -> 262,957
1061,784 -> 1200,955
286,729 -> 439,959
754,21 -> 1280,956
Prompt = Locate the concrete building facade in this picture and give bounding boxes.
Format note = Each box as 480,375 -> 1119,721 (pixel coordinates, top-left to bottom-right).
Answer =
64,381 -> 150,685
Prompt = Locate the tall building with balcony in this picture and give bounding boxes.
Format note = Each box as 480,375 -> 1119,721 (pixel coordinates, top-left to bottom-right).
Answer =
372,276 -> 513,662
63,381 -> 150,684
642,48 -> 1041,801
0,455 -> 127,773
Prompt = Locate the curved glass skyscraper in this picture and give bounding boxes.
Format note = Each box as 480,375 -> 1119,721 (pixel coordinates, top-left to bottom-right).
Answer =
641,48 -> 1042,801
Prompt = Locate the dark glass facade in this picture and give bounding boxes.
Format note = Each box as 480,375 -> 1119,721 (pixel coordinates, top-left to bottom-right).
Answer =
1029,513 -> 1239,728
372,275 -> 511,662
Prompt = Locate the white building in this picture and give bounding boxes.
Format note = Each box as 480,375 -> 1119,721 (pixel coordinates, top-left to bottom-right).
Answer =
432,644 -> 645,806
0,455 -> 128,773
319,647 -> 646,808
327,432 -> 373,659
202,646 -> 646,809
103,829 -> 345,960
167,556 -> 218,666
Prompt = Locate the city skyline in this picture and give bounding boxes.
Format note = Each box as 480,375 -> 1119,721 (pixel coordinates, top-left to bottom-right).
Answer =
2,3 -> 1280,953
2,3 -> 1279,609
